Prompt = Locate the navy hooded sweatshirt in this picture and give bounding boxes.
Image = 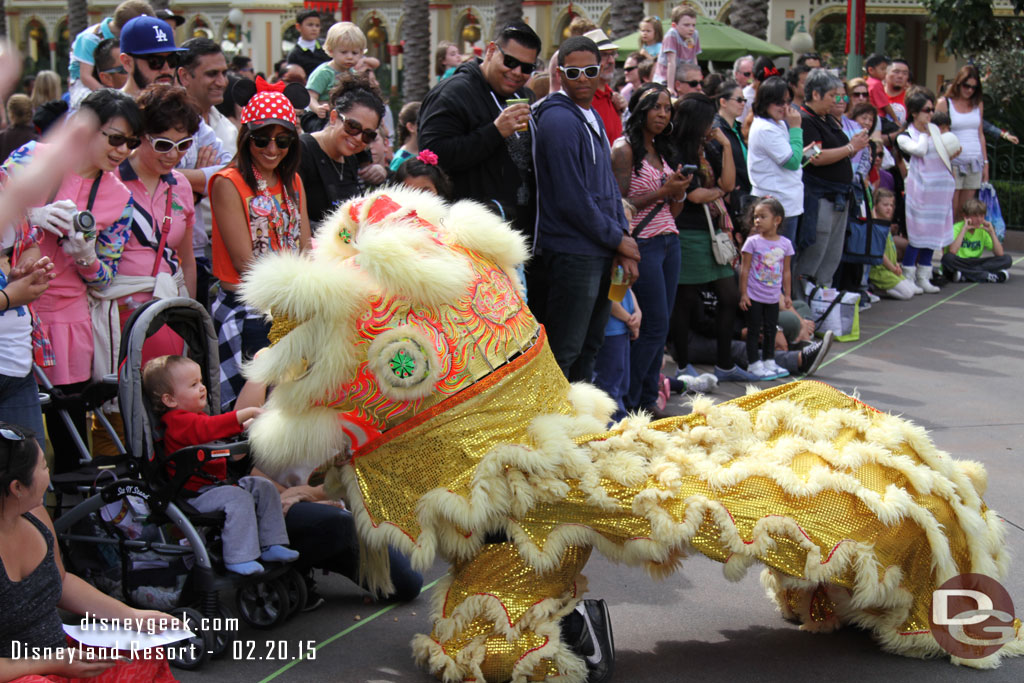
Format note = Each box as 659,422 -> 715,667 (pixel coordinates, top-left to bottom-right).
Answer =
532,91 -> 628,257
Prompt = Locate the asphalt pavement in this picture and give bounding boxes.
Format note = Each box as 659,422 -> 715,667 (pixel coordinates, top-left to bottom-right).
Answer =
177,252 -> 1024,683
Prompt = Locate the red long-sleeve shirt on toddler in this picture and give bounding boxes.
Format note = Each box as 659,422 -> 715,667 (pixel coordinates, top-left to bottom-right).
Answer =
162,409 -> 242,491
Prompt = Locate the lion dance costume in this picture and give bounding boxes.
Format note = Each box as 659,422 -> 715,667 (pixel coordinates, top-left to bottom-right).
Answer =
243,188 -> 1021,680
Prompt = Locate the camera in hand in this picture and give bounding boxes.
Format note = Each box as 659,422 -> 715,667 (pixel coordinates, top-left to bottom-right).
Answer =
72,210 -> 96,241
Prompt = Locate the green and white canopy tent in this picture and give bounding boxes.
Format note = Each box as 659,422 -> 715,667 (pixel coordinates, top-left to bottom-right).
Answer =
615,17 -> 790,63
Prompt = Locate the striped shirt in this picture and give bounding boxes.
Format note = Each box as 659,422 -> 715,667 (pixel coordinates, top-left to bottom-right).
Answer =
629,157 -> 677,239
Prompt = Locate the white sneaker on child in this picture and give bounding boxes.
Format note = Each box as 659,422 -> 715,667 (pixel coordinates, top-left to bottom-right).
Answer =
763,359 -> 789,379
748,360 -> 768,379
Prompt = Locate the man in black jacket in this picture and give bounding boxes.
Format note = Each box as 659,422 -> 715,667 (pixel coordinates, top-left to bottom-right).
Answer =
417,22 -> 540,246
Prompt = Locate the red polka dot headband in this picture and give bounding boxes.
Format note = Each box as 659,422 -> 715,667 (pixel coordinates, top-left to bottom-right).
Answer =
233,76 -> 311,132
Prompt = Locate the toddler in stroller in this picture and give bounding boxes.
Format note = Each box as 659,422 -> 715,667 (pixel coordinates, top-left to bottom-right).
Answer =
142,354 -> 299,575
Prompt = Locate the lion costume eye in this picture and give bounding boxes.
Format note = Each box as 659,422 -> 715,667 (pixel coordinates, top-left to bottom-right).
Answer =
366,326 -> 442,401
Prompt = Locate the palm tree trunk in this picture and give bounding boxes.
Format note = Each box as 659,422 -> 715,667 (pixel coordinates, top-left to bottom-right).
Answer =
402,0 -> 430,102
493,0 -> 523,36
0,0 -> 7,39
68,0 -> 89,42
609,0 -> 645,40
727,0 -> 770,40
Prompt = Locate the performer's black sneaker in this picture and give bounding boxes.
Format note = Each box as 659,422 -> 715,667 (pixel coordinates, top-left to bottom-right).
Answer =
563,599 -> 615,683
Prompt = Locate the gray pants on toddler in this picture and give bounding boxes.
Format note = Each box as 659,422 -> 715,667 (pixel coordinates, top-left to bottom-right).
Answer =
190,476 -> 290,564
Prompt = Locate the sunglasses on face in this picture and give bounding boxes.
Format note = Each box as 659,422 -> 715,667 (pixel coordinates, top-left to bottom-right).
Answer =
961,82 -> 978,91
922,107 -> 935,114
834,94 -> 850,103
101,129 -> 142,150
851,91 -> 869,98
338,113 -> 378,143
250,132 -> 296,149
679,80 -> 702,89
624,65 -> 638,73
559,65 -> 600,81
131,52 -> 180,71
148,135 -> 194,153
496,43 -> 538,75
741,71 -> 752,77
730,96 -> 747,103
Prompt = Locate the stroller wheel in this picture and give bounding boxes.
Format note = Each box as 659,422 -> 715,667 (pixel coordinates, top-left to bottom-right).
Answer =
236,579 -> 291,629
167,606 -> 213,670
281,568 -> 309,617
208,602 -> 237,658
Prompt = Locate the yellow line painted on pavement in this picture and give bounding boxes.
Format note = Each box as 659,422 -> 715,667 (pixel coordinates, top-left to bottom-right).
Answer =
258,576 -> 443,683
797,253 -> 1024,376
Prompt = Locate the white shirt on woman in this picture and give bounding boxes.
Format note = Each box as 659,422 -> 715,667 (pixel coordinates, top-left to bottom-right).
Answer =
747,116 -> 804,218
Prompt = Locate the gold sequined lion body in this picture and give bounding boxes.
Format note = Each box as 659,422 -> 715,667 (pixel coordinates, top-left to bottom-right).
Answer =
242,188 -> 1021,680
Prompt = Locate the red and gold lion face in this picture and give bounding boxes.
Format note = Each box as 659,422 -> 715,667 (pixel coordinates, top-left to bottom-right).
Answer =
241,188 -> 539,466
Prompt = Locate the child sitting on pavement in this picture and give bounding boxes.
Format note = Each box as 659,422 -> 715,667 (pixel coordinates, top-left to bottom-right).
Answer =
942,198 -> 1012,283
869,188 -> 918,299
143,355 -> 300,575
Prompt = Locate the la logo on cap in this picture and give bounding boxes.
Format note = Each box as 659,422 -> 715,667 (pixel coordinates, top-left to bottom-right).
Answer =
153,25 -> 168,42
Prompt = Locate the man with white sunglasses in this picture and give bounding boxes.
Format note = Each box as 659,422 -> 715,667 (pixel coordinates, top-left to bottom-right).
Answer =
533,36 -> 639,393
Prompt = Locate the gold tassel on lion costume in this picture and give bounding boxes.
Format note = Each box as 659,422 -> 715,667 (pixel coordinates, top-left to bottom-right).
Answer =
242,187 -> 1022,680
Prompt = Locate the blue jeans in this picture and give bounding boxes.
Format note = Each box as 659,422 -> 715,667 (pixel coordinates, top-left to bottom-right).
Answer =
285,501 -> 423,601
541,252 -> 613,383
626,233 -> 681,409
593,332 -> 629,422
0,370 -> 44,446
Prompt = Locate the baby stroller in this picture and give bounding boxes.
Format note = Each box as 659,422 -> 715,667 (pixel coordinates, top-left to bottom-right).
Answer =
52,297 -> 308,670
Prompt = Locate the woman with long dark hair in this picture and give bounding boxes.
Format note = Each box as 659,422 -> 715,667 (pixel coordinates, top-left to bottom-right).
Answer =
668,93 -> 756,383
298,73 -> 386,227
709,80 -> 752,226
610,83 -> 691,414
210,79 -> 312,409
935,65 -> 987,220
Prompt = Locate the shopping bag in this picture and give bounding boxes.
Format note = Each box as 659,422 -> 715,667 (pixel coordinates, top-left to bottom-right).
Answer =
979,183 -> 1006,242
842,216 -> 889,265
805,282 -> 860,342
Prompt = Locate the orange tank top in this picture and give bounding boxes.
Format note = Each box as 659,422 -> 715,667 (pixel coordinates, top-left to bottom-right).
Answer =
210,167 -> 304,285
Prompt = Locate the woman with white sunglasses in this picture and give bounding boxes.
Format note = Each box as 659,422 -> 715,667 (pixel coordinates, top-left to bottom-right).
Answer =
100,84 -> 198,382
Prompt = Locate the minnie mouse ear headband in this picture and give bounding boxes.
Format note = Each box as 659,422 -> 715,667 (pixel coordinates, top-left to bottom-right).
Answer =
234,76 -> 311,132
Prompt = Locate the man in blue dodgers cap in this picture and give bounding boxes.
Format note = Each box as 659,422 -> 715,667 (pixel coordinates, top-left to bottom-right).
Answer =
118,15 -> 186,97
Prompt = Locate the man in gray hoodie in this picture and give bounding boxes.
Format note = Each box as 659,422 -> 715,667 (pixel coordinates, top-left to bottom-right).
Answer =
533,36 -> 640,383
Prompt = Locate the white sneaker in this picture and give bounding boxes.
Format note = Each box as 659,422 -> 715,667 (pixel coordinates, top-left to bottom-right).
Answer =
683,372 -> 718,393
747,360 -> 773,379
763,359 -> 789,379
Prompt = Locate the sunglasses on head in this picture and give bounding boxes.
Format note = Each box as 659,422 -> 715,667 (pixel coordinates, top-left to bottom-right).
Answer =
0,427 -> 24,443
101,129 -> 142,150
559,65 -> 600,81
148,135 -> 194,153
131,52 -> 180,71
338,113 -> 378,143
496,43 -> 538,75
250,132 -> 296,149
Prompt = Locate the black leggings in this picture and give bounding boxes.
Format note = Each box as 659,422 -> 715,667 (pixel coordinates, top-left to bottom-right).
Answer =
745,301 -> 780,363
670,276 -> 739,370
